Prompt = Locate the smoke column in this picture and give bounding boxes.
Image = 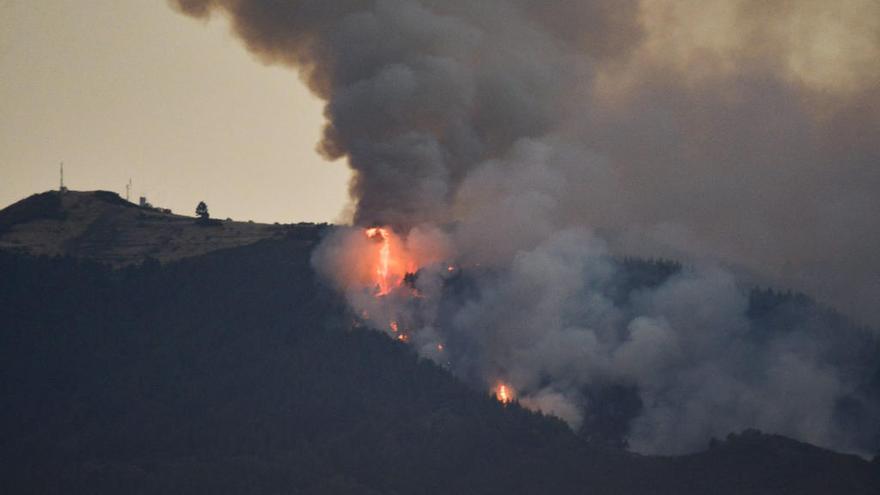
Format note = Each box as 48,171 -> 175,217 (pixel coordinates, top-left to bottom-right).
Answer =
173,0 -> 880,455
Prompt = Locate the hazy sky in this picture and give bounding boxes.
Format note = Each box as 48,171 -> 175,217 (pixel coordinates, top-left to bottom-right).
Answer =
0,0 -> 350,223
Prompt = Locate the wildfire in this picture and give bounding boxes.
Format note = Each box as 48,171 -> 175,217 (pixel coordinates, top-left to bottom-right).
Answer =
354,225 -> 452,300
366,227 -> 393,295
495,383 -> 515,404
348,226 -> 454,348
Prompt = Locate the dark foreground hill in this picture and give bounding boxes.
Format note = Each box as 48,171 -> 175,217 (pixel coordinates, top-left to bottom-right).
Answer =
1,228 -> 878,494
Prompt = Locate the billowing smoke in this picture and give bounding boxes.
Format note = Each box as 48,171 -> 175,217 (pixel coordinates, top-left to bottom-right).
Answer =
172,0 -> 880,454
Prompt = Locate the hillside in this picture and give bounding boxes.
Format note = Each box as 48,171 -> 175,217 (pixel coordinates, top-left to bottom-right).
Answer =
0,192 -> 878,494
0,190 -> 296,265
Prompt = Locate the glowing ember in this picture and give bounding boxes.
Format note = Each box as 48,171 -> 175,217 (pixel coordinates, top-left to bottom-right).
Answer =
390,321 -> 399,333
495,383 -> 515,404
366,227 -> 393,295
397,333 -> 410,343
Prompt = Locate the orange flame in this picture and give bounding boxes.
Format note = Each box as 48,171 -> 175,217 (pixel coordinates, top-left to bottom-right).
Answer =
366,227 -> 393,295
352,226 -> 451,299
495,383 -> 515,404
347,226 -> 454,345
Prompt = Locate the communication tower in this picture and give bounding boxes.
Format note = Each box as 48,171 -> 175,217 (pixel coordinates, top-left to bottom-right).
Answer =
59,162 -> 68,193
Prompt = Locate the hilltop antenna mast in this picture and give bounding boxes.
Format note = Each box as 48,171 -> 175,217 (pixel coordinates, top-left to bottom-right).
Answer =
59,162 -> 68,193
126,178 -> 132,201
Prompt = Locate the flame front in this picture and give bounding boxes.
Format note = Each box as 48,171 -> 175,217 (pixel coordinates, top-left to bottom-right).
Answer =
495,383 -> 515,404
366,227 -> 393,295
335,226 -> 455,354
348,225 -> 449,299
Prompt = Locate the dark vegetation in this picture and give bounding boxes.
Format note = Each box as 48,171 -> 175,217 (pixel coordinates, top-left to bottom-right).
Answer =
0,192 -> 66,235
608,257 -> 683,306
92,190 -> 137,209
194,201 -> 223,226
1,227 -> 879,493
747,288 -> 880,454
583,259 -> 880,454
0,191 -> 138,235
0,236 -> 589,494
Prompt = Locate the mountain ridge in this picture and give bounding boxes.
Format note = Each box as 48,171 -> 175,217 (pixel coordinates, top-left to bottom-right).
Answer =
0,190 -> 308,266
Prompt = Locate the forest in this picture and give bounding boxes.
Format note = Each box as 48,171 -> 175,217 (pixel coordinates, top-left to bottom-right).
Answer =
1,229 -> 878,494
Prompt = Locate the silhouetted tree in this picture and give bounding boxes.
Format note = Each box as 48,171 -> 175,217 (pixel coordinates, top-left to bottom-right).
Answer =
195,201 -> 209,220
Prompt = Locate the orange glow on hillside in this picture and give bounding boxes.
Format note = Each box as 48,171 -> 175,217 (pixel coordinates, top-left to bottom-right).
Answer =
495,383 -> 515,404
361,226 -> 425,296
334,226 -> 455,345
336,226 -> 452,300
366,227 -> 393,295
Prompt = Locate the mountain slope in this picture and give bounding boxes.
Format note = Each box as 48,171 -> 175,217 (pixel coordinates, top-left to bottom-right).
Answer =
1,191 -> 878,493
1,236 -> 878,494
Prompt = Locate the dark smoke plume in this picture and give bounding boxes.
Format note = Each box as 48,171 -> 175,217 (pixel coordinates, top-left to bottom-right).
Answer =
173,0 -> 880,454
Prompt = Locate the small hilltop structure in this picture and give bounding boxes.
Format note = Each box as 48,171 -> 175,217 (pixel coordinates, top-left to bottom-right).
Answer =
59,163 -> 68,193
